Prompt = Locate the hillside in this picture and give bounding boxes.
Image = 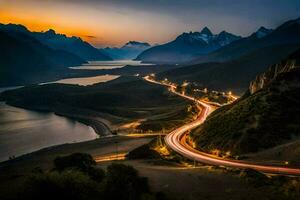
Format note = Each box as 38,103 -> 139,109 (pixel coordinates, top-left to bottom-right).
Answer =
0,30 -> 85,86
190,49 -> 300,158
156,44 -> 300,93
136,27 -> 240,64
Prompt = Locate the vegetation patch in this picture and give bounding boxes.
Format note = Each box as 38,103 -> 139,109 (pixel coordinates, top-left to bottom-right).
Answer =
2,153 -> 168,200
127,136 -> 196,165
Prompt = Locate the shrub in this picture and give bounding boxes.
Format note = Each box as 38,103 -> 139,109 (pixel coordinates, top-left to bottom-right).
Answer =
104,163 -> 150,200
54,153 -> 96,171
54,153 -> 105,182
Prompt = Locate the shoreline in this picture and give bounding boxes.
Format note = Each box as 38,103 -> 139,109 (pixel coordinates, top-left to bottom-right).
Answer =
3,102 -> 114,137
0,134 -> 155,167
0,102 -> 116,162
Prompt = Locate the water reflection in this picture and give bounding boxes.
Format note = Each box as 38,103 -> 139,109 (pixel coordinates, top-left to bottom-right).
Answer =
0,102 -> 98,162
52,74 -> 120,86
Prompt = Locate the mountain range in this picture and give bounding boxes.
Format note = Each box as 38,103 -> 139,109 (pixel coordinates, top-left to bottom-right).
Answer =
190,48 -> 300,163
102,41 -> 151,60
136,27 -> 241,64
191,18 -> 299,64
0,23 -> 112,61
156,18 -> 300,93
0,23 -> 114,86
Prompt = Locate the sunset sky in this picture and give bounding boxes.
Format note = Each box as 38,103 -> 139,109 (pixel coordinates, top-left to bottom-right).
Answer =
1,0 -> 299,47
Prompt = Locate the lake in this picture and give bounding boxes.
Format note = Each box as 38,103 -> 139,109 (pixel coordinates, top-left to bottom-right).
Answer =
51,74 -> 120,86
69,60 -> 153,70
0,102 -> 99,162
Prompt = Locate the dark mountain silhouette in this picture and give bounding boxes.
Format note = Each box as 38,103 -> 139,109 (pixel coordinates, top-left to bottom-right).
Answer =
0,28 -> 85,86
0,23 -> 112,61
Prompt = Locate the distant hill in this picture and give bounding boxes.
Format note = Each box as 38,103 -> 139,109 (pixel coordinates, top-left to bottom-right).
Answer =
102,41 -> 151,60
0,29 -> 85,86
190,49 -> 300,158
191,18 -> 300,64
136,27 -> 241,64
0,23 -> 112,61
156,44 -> 300,93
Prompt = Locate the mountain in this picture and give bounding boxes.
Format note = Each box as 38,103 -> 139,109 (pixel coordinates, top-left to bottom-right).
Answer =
0,23 -> 112,61
192,18 -> 300,64
135,27 -> 241,64
0,28 -> 85,86
190,49 -> 300,160
102,41 -> 151,60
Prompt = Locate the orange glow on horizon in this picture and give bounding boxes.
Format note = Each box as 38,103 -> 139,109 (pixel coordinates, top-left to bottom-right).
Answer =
0,0 -> 183,47
0,9 -> 100,45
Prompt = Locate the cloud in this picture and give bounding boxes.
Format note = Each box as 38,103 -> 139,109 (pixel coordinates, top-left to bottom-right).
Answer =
84,35 -> 97,39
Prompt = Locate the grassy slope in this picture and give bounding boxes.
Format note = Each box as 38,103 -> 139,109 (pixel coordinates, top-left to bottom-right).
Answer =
190,65 -> 300,156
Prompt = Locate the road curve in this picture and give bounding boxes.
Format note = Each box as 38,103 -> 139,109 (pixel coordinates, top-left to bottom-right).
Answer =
144,76 -> 300,176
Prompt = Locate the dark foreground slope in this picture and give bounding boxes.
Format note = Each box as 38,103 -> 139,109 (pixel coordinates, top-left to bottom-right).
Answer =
190,49 -> 300,156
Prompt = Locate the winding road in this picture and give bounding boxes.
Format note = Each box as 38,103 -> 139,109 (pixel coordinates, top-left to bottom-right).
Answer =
144,76 -> 300,176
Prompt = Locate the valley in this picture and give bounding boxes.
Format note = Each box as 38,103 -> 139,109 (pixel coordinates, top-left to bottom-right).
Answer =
1,4 -> 300,199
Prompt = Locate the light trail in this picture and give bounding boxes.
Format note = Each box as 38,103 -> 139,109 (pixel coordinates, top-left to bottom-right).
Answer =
94,153 -> 126,162
144,76 -> 300,176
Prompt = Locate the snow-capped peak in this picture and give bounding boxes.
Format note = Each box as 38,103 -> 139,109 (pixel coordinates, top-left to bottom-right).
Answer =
176,28 -> 240,46
200,27 -> 213,36
122,41 -> 151,50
